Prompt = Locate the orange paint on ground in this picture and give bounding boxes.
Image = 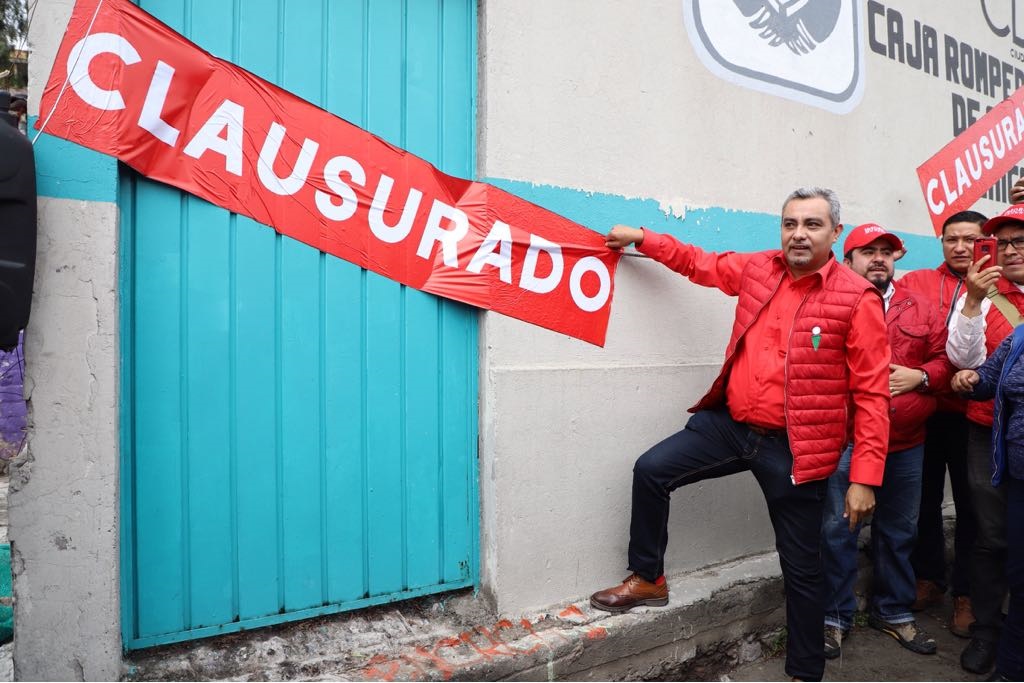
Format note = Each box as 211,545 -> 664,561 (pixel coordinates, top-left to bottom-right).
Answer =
558,605 -> 585,619
411,646 -> 456,680
355,611 -> 595,680
361,654 -> 403,681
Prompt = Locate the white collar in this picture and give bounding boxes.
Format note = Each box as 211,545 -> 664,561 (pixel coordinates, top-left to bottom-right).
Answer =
882,282 -> 896,312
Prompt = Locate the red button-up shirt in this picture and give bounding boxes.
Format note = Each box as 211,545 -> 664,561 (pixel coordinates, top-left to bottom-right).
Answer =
726,271 -> 816,429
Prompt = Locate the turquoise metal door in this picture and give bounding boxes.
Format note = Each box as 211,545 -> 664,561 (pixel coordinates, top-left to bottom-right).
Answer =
120,0 -> 478,649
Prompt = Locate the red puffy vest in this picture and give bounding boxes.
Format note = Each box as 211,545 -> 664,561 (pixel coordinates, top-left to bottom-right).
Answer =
690,252 -> 880,484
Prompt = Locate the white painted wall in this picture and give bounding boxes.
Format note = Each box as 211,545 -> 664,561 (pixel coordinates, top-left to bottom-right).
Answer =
478,0 -> 1019,614
480,0 -> 1017,228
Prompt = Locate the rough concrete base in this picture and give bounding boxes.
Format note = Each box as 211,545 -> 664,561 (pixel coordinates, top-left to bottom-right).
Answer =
122,511 -> 962,681
125,553 -> 787,682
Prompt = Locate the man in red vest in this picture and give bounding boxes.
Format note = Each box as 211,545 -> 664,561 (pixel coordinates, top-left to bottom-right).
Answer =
821,224 -> 952,659
946,204 -> 1024,675
898,211 -> 984,638
590,187 -> 890,683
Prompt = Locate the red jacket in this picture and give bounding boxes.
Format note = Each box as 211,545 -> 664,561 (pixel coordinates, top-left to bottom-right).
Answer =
897,263 -> 965,414
886,284 -> 953,451
966,277 -> 1024,426
688,252 -> 888,485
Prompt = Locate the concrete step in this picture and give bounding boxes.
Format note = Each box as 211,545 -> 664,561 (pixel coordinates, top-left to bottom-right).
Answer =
125,553 -> 790,681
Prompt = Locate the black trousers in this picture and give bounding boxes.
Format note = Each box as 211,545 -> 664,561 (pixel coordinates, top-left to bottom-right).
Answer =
911,411 -> 975,596
997,477 -> 1024,679
967,422 -> 1008,643
627,409 -> 827,682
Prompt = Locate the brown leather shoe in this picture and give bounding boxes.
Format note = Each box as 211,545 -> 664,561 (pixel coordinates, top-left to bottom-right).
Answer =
950,596 -> 975,638
590,574 -> 668,613
911,579 -> 944,611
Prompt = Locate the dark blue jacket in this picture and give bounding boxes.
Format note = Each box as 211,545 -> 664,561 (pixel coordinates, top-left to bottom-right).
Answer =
968,325 -> 1024,484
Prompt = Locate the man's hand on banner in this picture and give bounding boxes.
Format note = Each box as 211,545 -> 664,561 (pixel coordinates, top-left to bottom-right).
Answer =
605,225 -> 645,250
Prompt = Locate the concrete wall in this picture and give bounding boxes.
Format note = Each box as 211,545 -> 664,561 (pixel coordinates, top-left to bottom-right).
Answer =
9,199 -> 121,681
477,0 -> 1020,614
12,0 -> 122,679
14,0 -> 1022,677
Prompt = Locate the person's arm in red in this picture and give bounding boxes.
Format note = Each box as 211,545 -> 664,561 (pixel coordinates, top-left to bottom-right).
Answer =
918,315 -> 954,394
842,291 -> 891,529
846,291 -> 891,487
607,225 -> 751,296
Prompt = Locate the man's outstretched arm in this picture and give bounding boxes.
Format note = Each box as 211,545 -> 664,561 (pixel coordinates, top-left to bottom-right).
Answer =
606,225 -> 750,296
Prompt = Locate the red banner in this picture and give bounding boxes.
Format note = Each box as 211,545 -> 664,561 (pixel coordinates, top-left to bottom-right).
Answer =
37,0 -> 619,346
917,84 -> 1024,235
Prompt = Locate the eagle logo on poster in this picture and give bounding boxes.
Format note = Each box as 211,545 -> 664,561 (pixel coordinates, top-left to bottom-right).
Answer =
682,0 -> 863,113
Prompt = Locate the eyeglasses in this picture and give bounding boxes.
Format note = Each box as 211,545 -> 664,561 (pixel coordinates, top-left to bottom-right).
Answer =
997,237 -> 1024,251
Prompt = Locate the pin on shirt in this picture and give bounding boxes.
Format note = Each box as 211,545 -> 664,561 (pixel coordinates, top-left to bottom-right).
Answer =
811,326 -> 822,351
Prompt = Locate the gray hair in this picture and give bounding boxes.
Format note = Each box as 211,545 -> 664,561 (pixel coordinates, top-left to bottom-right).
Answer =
782,187 -> 841,227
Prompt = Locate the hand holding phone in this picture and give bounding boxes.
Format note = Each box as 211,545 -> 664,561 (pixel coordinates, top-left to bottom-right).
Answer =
974,237 -> 997,265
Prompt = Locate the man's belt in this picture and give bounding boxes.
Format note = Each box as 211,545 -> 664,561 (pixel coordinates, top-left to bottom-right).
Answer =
746,423 -> 787,438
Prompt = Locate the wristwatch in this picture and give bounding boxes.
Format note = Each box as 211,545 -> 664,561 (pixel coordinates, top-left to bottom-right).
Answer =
918,370 -> 930,391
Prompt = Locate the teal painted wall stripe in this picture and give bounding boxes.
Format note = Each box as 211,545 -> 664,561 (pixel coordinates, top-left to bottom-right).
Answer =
485,178 -> 946,273
31,117 -> 118,202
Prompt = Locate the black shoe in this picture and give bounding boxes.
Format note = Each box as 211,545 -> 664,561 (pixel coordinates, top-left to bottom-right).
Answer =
867,615 -> 937,655
985,673 -> 1010,682
961,638 -> 998,674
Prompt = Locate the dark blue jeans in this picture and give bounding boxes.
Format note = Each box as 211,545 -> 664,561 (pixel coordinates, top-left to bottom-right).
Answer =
996,476 -> 1024,679
628,409 -> 828,682
822,444 -> 923,630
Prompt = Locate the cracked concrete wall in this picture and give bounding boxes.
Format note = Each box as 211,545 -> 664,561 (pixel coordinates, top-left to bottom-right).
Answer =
11,0 -> 123,679
8,197 -> 122,681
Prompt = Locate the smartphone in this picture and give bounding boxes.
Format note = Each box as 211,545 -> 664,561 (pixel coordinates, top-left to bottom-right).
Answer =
974,236 -> 997,264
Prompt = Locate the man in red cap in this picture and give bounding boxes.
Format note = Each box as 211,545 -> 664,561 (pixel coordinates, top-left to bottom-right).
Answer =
591,188 -> 890,682
946,204 -> 1024,674
898,211 -> 984,638
822,224 -> 952,660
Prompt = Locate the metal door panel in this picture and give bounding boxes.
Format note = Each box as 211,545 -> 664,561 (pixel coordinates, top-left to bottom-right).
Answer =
122,0 -> 478,648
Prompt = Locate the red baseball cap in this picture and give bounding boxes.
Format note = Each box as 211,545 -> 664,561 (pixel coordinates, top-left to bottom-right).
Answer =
843,223 -> 905,257
983,205 -> 1024,234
